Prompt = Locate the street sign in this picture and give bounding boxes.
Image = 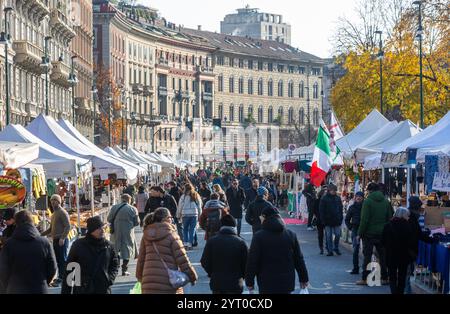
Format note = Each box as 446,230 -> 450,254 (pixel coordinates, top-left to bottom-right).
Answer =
289,144 -> 296,153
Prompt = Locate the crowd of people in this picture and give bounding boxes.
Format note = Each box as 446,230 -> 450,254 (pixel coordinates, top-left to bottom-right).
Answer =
0,166 -> 426,295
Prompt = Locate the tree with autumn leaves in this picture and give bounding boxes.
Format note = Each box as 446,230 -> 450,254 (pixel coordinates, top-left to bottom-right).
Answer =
331,0 -> 449,132
94,64 -> 126,148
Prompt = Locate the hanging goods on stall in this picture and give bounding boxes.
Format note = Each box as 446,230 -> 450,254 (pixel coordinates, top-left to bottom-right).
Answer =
0,175 -> 26,209
282,161 -> 299,173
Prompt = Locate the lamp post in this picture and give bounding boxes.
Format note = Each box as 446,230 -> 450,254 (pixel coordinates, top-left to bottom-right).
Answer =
107,94 -> 113,147
306,85 -> 311,146
41,36 -> 52,115
68,55 -> 78,125
413,0 -> 424,129
318,75 -> 324,123
375,30 -> 384,116
0,6 -> 14,126
91,85 -> 98,143
131,111 -> 137,149
121,92 -> 131,150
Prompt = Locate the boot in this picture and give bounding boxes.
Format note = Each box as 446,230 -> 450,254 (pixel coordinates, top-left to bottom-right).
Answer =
122,260 -> 130,276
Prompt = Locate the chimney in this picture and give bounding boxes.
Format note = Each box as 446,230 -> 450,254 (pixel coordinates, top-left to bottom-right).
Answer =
198,25 -> 202,31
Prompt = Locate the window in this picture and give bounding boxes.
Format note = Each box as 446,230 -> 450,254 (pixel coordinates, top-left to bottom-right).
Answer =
299,81 -> 304,98
248,78 -> 253,95
238,77 -> 244,94
248,60 -> 253,70
258,61 -> 263,71
229,77 -> 234,93
289,66 -> 295,74
258,106 -> 263,123
172,78 -> 176,90
288,81 -> 294,98
268,79 -> 273,96
268,63 -> 273,72
229,57 -> 234,67
218,104 -> 223,120
298,67 -> 305,74
238,59 -> 244,68
277,64 -> 284,72
258,78 -> 263,95
312,68 -> 321,76
218,75 -> 223,92
248,106 -> 253,118
278,107 -> 284,124
313,108 -> 320,126
313,82 -> 319,99
239,105 -> 244,122
278,80 -> 283,97
288,107 -> 294,124
217,56 -> 224,65
268,107 -> 273,123
229,105 -> 235,121
299,108 -> 305,125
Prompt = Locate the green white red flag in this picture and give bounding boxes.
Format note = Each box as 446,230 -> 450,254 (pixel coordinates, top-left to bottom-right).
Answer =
310,119 -> 332,187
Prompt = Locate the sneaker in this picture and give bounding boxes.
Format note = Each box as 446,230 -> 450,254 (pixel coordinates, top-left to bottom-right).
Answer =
320,249 -> 324,255
334,250 -> 342,256
350,269 -> 359,275
356,280 -> 367,286
307,227 -> 314,231
122,271 -> 131,276
326,252 -> 334,256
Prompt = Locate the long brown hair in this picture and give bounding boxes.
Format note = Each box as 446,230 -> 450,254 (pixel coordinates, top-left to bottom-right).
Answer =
184,183 -> 200,201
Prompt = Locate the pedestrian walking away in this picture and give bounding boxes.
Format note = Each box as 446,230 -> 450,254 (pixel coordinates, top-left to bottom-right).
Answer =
303,184 -> 317,230
245,207 -> 309,294
313,186 -> 327,255
135,186 -> 149,227
319,184 -> 344,256
345,191 -> 364,274
0,210 -> 57,294
136,208 -> 198,294
225,179 -> 246,236
199,193 -> 229,240
245,187 -> 276,234
201,215 -> 248,294
61,216 -> 119,294
177,184 -> 202,250
107,193 -> 140,276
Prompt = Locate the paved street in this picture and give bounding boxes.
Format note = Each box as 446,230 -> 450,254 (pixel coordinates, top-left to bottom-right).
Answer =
94,218 -> 389,294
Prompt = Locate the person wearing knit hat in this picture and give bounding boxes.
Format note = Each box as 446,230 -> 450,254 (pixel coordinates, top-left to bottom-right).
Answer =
245,186 -> 276,234
61,216 -> 119,294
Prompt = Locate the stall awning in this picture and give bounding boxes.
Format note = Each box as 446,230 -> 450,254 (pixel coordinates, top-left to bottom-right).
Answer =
0,141 -> 39,169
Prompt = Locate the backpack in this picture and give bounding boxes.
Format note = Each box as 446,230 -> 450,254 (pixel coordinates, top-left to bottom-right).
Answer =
206,208 -> 222,238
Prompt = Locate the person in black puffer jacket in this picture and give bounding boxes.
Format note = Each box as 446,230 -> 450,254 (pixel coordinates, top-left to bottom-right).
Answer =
62,216 -> 119,294
313,186 -> 327,254
201,215 -> 248,294
319,184 -> 344,256
245,207 -> 309,294
303,184 -> 317,230
0,210 -> 57,294
245,187 -> 275,234
345,191 -> 364,274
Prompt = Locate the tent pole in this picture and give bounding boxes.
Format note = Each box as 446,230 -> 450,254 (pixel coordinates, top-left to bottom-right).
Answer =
75,179 -> 81,233
406,165 -> 411,208
90,173 -> 95,217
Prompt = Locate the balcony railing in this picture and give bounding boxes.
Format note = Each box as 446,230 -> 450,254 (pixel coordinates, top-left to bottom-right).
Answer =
12,40 -> 45,75
158,86 -> 168,96
50,60 -> 71,87
23,0 -> 50,21
158,58 -> 169,66
50,9 -> 76,39
196,65 -> 214,74
132,83 -> 144,95
143,85 -> 154,96
202,92 -> 213,101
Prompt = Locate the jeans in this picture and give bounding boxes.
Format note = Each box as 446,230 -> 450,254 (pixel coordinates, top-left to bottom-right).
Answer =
236,218 -> 242,236
53,238 -> 69,280
139,213 -> 146,227
351,229 -> 361,270
362,236 -> 388,281
388,263 -> 408,294
174,217 -> 184,241
307,208 -> 314,227
325,226 -> 341,253
182,216 -> 197,246
317,224 -> 324,251
404,262 -> 414,294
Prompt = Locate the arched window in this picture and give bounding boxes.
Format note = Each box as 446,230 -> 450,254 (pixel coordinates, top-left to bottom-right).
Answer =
313,82 -> 319,99
268,79 -> 273,96
278,80 -> 283,97
248,78 -> 253,95
288,107 -> 294,123
299,81 -> 304,98
229,105 -> 235,122
299,108 -> 305,125
258,106 -> 264,123
313,108 -> 320,126
239,105 -> 244,122
238,77 -> 244,94
268,106 -> 273,123
248,105 -> 253,119
218,74 -> 224,92
229,76 -> 234,93
258,78 -> 263,95
218,103 -> 223,120
288,81 -> 294,98
278,107 -> 284,124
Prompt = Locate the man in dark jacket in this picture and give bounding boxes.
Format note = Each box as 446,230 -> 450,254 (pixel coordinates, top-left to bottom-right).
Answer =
0,210 -> 57,294
244,179 -> 260,209
313,186 -> 327,254
167,181 -> 181,204
345,191 -> 364,274
239,173 -> 252,192
319,184 -> 343,256
303,184 -> 317,230
199,181 -> 212,206
357,183 -> 393,286
0,208 -> 18,249
225,179 -> 246,236
201,215 -> 248,294
62,216 -> 119,294
245,207 -> 309,294
245,187 -> 275,234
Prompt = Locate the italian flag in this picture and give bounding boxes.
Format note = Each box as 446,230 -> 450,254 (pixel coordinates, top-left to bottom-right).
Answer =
310,119 -> 332,187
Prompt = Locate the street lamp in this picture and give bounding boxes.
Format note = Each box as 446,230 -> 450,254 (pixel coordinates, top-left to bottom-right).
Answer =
318,75 -> 325,123
0,6 -> 14,126
413,0 -> 424,129
40,36 -> 52,115
306,85 -> 311,146
374,30 -> 384,116
121,92 -> 131,150
106,94 -> 113,147
68,55 -> 79,125
131,111 -> 137,149
91,85 -> 98,143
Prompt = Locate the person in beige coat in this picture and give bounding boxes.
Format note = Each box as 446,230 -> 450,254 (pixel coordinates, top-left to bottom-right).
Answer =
136,208 -> 197,294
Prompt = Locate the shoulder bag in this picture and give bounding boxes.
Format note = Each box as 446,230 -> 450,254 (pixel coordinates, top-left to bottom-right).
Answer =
152,242 -> 190,289
110,203 -> 127,234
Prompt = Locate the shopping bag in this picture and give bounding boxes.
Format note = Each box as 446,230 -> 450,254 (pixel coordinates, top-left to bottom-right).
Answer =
299,288 -> 309,294
129,282 -> 141,294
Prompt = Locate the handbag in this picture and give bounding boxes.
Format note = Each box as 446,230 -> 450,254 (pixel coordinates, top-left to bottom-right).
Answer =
152,242 -> 190,289
109,203 -> 127,234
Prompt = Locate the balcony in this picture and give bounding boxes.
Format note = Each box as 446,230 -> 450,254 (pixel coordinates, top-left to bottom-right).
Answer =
49,9 -> 76,40
50,60 -> 71,88
158,86 -> 168,97
20,0 -> 50,22
25,101 -> 38,117
196,65 -> 214,74
132,83 -> 144,95
202,92 -> 213,101
181,90 -> 190,99
12,41 -> 45,75
158,57 -> 169,66
75,98 -> 92,115
143,85 -> 154,96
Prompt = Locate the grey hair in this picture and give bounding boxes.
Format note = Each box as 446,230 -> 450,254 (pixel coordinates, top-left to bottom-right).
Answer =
121,193 -> 132,203
394,207 -> 410,220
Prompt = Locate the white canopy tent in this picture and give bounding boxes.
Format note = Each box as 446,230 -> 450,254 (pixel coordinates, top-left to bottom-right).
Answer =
26,115 -> 138,181
56,119 -> 148,177
0,124 -> 91,177
147,153 -> 175,169
103,147 -> 122,158
337,109 -> 390,158
0,141 -> 39,169
127,148 -> 162,173
110,146 -> 149,171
